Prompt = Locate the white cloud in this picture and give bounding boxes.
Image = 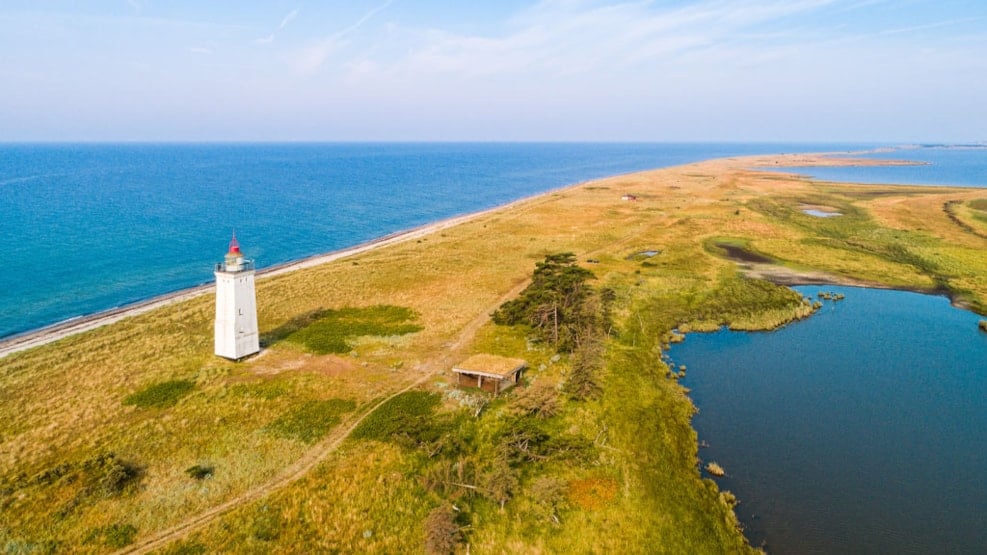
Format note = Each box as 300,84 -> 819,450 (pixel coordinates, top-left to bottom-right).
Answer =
286,0 -> 393,73
255,7 -> 300,44
355,0 -> 848,82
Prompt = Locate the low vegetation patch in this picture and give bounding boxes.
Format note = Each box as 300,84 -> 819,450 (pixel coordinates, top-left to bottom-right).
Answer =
83,522 -> 137,549
284,305 -> 423,354
351,391 -> 443,446
705,238 -> 774,264
265,398 -> 357,444
185,464 -> 214,481
123,379 -> 195,408
567,477 -> 618,510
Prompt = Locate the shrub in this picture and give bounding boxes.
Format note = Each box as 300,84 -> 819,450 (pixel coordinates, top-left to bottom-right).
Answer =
565,338 -> 603,401
530,476 -> 569,524
184,464 -> 214,480
423,506 -> 461,555
123,379 -> 195,408
265,399 -> 356,444
351,391 -> 442,447
510,382 -> 559,419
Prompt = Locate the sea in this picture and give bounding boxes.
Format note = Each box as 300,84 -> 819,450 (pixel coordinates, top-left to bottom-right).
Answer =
0,141 -> 873,341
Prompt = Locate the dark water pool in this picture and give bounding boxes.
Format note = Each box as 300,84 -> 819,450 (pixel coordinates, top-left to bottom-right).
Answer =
668,286 -> 987,554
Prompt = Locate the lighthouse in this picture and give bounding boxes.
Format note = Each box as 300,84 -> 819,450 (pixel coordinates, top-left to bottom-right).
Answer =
214,232 -> 259,360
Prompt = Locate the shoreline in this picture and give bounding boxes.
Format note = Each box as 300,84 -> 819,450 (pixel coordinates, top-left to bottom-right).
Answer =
1,149 -> 978,359
0,185 -> 571,360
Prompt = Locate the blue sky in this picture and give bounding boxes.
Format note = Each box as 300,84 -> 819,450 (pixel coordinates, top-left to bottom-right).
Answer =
1,0 -> 984,142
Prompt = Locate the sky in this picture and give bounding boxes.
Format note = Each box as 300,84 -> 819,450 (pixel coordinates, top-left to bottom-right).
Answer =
1,0 -> 985,142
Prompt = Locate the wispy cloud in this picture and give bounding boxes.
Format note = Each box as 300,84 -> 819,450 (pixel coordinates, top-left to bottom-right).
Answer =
188,46 -> 213,55
879,17 -> 981,36
371,0 -> 845,80
288,0 -> 393,73
256,7 -> 300,44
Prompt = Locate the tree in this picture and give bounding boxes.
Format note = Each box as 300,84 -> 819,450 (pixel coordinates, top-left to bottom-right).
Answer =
492,253 -> 596,351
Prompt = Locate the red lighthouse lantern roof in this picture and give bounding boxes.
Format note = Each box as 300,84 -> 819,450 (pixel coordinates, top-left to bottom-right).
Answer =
228,231 -> 241,254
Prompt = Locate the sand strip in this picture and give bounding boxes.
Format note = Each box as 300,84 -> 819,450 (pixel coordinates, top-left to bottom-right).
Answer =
0,194 -> 547,360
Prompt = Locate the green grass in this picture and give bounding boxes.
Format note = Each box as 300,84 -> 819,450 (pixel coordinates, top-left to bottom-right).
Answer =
84,522 -> 137,549
350,391 -> 442,445
123,379 -> 195,408
283,305 -> 423,354
264,399 -> 357,444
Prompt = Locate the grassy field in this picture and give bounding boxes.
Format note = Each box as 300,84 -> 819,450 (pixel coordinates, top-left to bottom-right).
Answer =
1,153 -> 985,553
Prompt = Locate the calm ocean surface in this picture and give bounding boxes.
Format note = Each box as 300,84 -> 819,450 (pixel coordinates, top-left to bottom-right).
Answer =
782,145 -> 987,187
669,287 -> 987,554
0,142 -> 864,340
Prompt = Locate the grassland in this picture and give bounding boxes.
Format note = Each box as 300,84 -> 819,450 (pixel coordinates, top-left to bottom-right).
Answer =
1,153 -> 985,554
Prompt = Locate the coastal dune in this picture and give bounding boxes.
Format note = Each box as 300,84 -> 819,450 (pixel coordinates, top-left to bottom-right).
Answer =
2,153 -> 985,553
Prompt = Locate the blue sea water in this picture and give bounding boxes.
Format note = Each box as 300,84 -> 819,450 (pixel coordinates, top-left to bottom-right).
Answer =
0,142 -> 869,340
668,287 -> 987,554
781,145 -> 987,187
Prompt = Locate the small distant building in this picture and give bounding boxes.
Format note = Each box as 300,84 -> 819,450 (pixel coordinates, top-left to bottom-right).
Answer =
452,354 -> 527,395
214,231 -> 260,360
621,194 -> 638,201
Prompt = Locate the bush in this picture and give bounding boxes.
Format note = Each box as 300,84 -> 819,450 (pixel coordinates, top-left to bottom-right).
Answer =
423,506 -> 461,555
979,320 -> 987,333
123,379 -> 195,408
265,399 -> 356,444
510,382 -> 559,419
565,338 -> 603,401
352,391 -> 442,447
185,464 -> 214,480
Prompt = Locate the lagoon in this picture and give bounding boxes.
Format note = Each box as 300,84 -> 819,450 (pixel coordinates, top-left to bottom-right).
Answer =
669,286 -> 987,554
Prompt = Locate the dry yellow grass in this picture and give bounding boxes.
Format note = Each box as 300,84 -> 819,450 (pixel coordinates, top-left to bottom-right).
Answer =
2,153 -> 985,552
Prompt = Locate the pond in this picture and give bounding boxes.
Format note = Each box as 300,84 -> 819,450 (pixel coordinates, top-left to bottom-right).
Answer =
668,286 -> 987,554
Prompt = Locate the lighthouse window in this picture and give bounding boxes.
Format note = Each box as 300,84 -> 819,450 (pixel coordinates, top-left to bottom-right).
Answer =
239,308 -> 243,315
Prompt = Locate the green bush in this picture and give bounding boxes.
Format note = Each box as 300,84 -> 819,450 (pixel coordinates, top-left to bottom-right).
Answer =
351,391 -> 441,446
265,399 -> 357,444
185,464 -> 214,480
123,379 -> 195,408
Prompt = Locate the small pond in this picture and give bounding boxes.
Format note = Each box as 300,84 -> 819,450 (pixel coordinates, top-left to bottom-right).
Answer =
801,209 -> 841,218
668,286 -> 987,554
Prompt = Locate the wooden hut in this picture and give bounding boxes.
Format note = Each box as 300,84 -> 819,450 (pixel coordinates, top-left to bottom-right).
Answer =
452,354 -> 527,395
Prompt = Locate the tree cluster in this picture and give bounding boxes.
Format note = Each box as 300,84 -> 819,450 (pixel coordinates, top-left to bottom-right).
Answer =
492,253 -> 611,352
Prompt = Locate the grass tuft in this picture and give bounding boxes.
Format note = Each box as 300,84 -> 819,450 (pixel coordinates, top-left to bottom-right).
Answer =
123,379 -> 195,408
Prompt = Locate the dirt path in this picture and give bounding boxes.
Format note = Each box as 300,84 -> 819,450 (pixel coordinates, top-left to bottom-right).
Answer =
117,279 -> 530,554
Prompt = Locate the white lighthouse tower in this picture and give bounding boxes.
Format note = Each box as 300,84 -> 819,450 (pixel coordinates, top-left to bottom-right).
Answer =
214,232 -> 260,360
